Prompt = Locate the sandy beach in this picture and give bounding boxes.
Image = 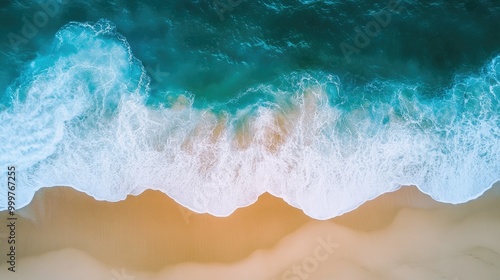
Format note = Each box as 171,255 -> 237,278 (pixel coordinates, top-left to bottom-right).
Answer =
1,183 -> 499,279
1,1 -> 499,280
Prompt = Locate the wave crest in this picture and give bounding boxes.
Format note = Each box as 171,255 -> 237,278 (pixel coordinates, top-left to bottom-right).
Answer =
1,20 -> 499,219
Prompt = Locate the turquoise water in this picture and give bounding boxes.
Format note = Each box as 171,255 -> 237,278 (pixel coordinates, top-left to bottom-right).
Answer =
0,0 -> 499,218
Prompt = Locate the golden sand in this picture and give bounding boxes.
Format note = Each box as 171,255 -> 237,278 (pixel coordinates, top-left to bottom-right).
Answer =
0,184 -> 499,279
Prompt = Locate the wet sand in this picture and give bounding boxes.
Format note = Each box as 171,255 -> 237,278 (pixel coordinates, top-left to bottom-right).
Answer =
1,183 -> 499,279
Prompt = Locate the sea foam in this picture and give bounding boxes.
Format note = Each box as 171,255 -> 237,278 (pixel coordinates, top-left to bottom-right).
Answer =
1,20 -> 499,219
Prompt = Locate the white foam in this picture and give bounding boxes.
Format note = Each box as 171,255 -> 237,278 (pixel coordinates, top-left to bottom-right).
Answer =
1,20 -> 499,219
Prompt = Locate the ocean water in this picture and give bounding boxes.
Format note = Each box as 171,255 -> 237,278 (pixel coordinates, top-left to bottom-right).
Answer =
0,0 -> 499,218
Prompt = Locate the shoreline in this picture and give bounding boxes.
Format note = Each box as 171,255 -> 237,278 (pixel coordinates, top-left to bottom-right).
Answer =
1,183 -> 499,274
3,178 -> 500,220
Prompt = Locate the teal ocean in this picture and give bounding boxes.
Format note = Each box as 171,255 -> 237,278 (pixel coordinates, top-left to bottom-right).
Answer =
0,0 -> 499,218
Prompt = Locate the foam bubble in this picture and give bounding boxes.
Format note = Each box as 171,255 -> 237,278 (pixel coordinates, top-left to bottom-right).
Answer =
1,20 -> 499,219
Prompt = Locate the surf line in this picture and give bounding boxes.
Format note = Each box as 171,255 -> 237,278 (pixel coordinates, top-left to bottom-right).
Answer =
6,166 -> 17,273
